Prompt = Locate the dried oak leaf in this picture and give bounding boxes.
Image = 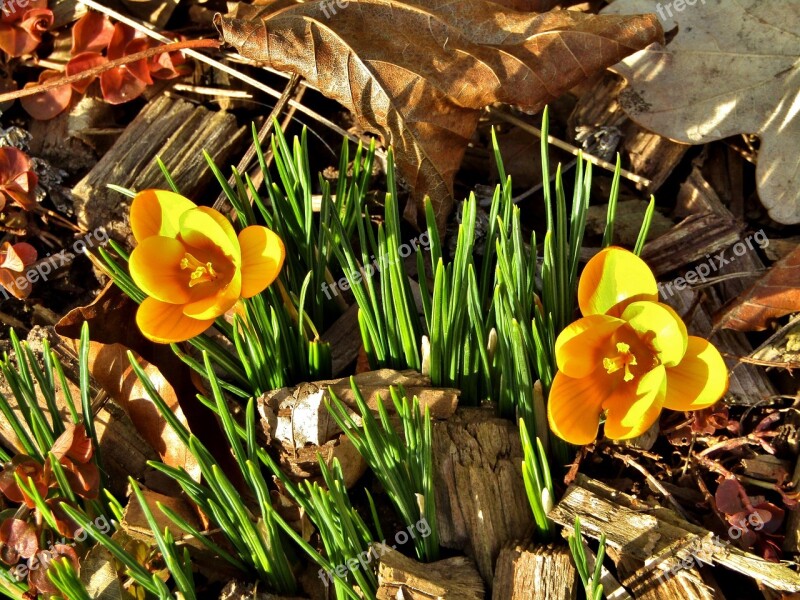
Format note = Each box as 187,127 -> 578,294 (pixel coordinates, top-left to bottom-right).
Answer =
714,245 -> 800,332
216,0 -> 662,228
603,0 -> 800,225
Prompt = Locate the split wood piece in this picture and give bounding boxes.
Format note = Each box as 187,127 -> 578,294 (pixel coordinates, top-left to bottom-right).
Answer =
640,212 -> 744,278
258,369 -> 459,487
374,543 -> 484,600
783,456 -> 800,553
433,407 -> 533,587
609,549 -> 723,600
72,94 -> 244,244
548,475 -> 800,593
492,542 -> 578,600
568,73 -> 691,194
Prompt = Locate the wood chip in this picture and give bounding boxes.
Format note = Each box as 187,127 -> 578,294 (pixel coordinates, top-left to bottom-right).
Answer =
375,543 -> 484,599
549,475 -> 800,593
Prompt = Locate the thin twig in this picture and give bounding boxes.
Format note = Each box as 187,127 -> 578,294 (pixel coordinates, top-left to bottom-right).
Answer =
212,73 -> 302,211
610,450 -> 689,520
489,106 -> 652,187
0,39 -> 220,103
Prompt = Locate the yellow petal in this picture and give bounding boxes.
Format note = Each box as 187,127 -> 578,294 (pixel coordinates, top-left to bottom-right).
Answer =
621,301 -> 688,367
239,226 -> 285,298
129,236 -> 191,304
136,297 -> 215,343
130,190 -> 196,242
547,368 -> 608,445
663,336 -> 728,411
183,269 -> 242,320
603,365 -> 666,440
578,247 -> 658,317
178,207 -> 241,266
555,314 -> 625,378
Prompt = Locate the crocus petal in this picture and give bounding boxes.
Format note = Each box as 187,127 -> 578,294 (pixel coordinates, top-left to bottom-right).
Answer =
578,247 -> 658,317
554,314 -> 625,378
183,269 -> 242,320
136,297 -> 214,343
603,365 -> 666,440
621,301 -> 687,367
663,336 -> 728,411
129,236 -> 191,304
239,225 -> 285,298
178,207 -> 241,266
547,368 -> 608,445
130,189 -> 196,242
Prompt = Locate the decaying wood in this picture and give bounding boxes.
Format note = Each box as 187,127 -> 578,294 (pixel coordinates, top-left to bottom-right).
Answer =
568,73 -> 691,194
258,369 -> 459,487
72,94 -> 244,243
740,455 -> 791,484
782,457 -> 800,553
375,543 -> 484,600
549,475 -> 800,593
492,542 -> 577,600
433,407 -> 533,587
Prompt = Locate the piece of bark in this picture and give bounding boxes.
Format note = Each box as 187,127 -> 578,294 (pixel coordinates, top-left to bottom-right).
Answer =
782,457 -> 800,553
568,73 -> 691,194
663,285 -> 776,406
375,543 -> 484,600
72,94 -> 244,244
549,475 -> 800,593
641,213 -> 744,278
741,456 -> 791,484
321,303 -> 362,376
610,550 -> 723,600
433,407 -> 533,587
492,542 -> 578,600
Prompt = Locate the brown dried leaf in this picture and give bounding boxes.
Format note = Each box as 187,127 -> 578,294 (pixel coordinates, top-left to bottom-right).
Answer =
216,0 -> 662,228
715,245 -> 800,332
82,341 -> 201,482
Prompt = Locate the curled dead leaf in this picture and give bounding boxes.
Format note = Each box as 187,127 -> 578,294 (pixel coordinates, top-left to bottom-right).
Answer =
216,0 -> 662,228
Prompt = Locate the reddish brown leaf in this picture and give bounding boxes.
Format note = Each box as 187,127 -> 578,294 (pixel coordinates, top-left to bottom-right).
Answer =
0,241 -> 37,299
0,455 -> 47,508
216,0 -> 662,228
27,544 -> 79,594
20,69 -> 72,120
50,423 -> 94,464
0,147 -> 37,210
66,52 -> 107,94
715,244 -> 800,331
0,518 -> 38,565
0,5 -> 52,57
71,9 -> 114,54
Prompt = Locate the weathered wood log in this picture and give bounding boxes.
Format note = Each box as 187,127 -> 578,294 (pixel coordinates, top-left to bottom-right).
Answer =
375,544 -> 484,599
433,407 -> 533,587
549,475 -> 800,593
492,542 -> 577,600
72,94 -> 244,244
